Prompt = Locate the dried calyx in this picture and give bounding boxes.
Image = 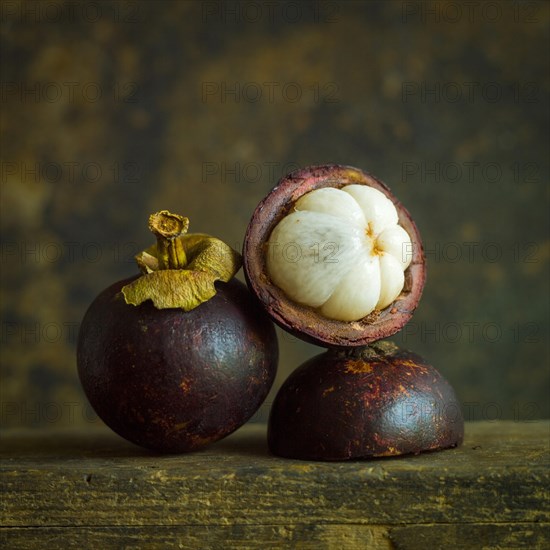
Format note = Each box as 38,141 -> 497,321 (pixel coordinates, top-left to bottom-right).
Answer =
122,210 -> 241,311
244,165 -> 426,348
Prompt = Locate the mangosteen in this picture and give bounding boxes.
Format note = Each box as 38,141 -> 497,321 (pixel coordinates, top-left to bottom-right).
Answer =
244,164 -> 426,347
77,211 -> 278,453
268,341 -> 464,461
243,165 -> 463,461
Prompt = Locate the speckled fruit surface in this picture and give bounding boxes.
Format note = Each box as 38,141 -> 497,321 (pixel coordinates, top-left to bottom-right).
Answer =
77,277 -> 278,453
268,342 -> 463,461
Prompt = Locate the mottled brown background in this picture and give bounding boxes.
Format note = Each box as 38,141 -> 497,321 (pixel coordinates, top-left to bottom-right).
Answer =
1,0 -> 548,429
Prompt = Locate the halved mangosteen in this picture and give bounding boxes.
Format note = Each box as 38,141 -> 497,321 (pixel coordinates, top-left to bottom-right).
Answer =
268,342 -> 464,461
243,164 -> 425,348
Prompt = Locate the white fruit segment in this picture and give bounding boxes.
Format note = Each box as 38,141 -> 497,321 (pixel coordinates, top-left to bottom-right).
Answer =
266,185 -> 413,321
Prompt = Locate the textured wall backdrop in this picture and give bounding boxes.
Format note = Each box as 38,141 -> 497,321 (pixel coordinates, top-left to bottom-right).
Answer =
1,0 -> 549,429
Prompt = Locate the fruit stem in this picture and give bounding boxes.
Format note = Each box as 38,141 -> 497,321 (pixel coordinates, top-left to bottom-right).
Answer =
148,211 -> 189,270
331,341 -> 399,359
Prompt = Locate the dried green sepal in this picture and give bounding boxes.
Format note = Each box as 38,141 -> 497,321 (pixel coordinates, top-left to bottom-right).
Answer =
183,233 -> 242,281
121,211 -> 242,311
135,250 -> 158,274
122,269 -> 220,310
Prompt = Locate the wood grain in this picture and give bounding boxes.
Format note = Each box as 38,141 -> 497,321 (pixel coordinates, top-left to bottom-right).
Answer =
1,421 -> 548,548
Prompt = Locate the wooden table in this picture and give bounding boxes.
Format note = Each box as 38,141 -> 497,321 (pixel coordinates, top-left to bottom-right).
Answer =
1,421 -> 549,549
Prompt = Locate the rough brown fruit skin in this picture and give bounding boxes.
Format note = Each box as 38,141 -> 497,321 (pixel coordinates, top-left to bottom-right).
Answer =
268,342 -> 463,461
77,276 -> 278,453
243,164 -> 426,348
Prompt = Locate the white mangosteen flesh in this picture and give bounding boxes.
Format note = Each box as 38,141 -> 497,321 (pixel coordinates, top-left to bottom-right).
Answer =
266,185 -> 413,322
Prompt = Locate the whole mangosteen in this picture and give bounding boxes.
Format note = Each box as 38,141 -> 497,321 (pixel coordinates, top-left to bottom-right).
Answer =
77,211 -> 278,453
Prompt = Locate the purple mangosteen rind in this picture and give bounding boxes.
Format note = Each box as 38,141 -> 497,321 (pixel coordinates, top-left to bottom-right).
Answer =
78,276 -> 278,453
268,341 -> 464,461
77,211 -> 279,453
243,164 -> 426,348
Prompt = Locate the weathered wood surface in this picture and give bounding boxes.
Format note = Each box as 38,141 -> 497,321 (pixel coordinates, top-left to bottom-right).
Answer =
1,421 -> 549,549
